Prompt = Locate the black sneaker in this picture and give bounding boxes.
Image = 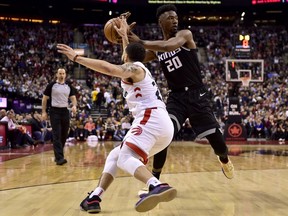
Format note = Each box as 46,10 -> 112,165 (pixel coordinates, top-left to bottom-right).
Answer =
56,158 -> 67,165
80,192 -> 91,211
80,192 -> 101,213
135,183 -> 177,212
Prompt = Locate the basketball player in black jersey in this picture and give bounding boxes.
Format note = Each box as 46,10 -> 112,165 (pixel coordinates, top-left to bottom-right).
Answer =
129,4 -> 234,187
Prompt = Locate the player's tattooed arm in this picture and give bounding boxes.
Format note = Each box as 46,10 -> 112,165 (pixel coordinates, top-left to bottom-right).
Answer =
117,63 -> 142,82
120,63 -> 138,74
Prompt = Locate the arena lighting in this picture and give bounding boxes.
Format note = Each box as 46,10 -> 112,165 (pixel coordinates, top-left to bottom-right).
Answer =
10,18 -> 43,23
193,16 -> 206,20
0,16 -> 60,24
50,20 -> 61,24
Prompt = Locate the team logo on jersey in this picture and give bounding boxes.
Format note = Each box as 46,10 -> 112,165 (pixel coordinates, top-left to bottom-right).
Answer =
131,126 -> 143,136
157,47 -> 181,61
134,87 -> 142,98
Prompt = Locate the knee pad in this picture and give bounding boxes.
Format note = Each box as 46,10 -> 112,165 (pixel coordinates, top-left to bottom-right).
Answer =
117,145 -> 144,176
102,146 -> 120,178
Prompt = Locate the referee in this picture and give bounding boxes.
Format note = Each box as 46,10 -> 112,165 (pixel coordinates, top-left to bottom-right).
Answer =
42,68 -> 77,165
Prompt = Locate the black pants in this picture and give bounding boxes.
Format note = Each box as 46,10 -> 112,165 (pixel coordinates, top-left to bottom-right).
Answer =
8,129 -> 24,147
153,87 -> 228,173
50,108 -> 70,161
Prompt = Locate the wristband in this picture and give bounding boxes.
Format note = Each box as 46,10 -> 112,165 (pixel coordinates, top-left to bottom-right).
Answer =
73,54 -> 79,62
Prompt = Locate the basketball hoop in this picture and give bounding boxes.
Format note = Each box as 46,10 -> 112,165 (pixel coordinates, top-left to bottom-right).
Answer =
240,77 -> 251,87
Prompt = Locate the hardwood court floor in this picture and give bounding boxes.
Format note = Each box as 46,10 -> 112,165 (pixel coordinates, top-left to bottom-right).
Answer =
1,140 -> 288,216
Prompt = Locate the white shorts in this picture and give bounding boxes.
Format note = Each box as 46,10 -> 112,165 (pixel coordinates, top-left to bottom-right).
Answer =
123,107 -> 174,158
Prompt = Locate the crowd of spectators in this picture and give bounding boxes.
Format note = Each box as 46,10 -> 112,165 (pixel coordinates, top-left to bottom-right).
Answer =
0,109 -> 51,148
0,20 -> 287,147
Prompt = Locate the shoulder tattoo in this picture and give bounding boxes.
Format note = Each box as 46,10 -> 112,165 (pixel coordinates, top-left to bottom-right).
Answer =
120,63 -> 138,74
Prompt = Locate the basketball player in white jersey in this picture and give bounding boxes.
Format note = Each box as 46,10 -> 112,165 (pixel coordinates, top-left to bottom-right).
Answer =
57,17 -> 176,213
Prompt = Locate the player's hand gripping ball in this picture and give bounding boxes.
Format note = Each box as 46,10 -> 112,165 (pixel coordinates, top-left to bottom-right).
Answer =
103,18 -> 122,44
103,12 -> 135,44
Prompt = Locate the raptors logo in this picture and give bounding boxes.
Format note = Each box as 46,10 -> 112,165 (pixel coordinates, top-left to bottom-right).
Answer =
228,123 -> 242,137
131,126 -> 143,136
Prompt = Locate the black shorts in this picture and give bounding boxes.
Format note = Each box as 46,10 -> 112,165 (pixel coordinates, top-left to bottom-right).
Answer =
166,86 -> 219,138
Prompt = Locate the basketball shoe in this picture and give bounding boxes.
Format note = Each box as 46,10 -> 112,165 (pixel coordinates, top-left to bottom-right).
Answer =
80,192 -> 101,213
138,170 -> 161,198
138,186 -> 149,198
135,183 -> 177,212
218,156 -> 234,179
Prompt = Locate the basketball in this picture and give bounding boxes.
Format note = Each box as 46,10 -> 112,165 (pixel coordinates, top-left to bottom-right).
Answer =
104,18 -> 122,44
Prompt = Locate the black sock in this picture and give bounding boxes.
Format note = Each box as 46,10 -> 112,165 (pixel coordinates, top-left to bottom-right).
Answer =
152,147 -> 168,180
152,170 -> 161,180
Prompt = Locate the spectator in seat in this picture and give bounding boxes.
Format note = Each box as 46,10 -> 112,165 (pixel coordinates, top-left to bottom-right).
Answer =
91,87 -> 98,109
254,118 -> 265,139
120,116 -> 131,135
95,87 -> 105,112
113,125 -> 125,141
0,109 -> 6,119
1,110 -> 39,148
75,116 -> 87,141
28,112 -> 46,143
84,116 -> 96,137
104,117 -> 116,140
95,117 -> 105,140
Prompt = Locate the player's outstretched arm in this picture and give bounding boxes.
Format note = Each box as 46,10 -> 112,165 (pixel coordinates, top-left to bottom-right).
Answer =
129,29 -> 194,52
57,44 -> 135,79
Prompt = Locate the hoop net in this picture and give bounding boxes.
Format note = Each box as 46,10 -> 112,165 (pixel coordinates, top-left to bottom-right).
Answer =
240,77 -> 251,87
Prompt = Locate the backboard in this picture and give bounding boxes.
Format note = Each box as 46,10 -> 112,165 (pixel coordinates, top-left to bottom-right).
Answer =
225,59 -> 264,85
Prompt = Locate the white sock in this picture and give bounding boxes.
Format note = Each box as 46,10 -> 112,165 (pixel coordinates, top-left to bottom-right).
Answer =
89,187 -> 105,199
146,177 -> 161,187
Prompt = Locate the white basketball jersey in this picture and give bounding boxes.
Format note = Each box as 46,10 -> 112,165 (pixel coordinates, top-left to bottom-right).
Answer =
121,62 -> 166,117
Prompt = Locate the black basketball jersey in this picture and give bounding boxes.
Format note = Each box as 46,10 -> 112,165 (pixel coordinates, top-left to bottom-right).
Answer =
156,47 -> 203,90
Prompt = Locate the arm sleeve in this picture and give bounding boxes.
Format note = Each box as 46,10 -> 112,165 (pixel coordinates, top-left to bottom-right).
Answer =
43,82 -> 55,97
68,84 -> 77,97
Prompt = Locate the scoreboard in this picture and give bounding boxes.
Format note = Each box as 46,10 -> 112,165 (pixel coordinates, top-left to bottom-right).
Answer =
234,34 -> 251,59
116,0 -> 288,5
252,0 -> 288,4
147,0 -> 221,4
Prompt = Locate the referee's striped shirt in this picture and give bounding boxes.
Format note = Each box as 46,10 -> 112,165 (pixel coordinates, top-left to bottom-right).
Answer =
43,82 -> 77,108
